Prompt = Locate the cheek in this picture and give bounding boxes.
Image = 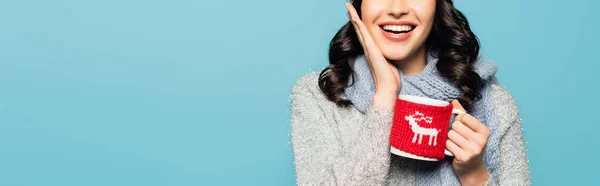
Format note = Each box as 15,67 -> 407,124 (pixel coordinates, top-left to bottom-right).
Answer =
360,2 -> 387,27
411,0 -> 436,25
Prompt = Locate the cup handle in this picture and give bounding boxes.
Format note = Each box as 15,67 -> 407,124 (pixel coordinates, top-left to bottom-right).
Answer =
445,108 -> 467,157
452,108 -> 466,115
444,149 -> 454,156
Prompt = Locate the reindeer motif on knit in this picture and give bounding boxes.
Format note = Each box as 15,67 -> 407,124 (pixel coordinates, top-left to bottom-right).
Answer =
404,111 -> 439,146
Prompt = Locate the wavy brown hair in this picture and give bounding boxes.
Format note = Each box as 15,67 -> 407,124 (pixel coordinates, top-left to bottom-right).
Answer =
318,0 -> 483,112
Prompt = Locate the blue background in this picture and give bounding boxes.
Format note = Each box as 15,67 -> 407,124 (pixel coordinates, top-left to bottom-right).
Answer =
0,0 -> 597,185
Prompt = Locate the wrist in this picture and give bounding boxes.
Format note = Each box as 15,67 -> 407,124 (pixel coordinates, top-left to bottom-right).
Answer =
372,92 -> 397,110
457,163 -> 489,186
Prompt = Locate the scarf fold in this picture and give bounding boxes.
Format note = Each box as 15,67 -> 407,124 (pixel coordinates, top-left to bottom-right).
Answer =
344,51 -> 501,186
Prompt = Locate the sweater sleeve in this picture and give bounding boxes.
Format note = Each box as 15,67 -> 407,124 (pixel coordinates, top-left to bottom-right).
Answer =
290,75 -> 394,186
497,113 -> 531,185
483,85 -> 531,186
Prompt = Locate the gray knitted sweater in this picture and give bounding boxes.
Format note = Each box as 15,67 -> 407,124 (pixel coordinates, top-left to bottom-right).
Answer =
289,72 -> 531,186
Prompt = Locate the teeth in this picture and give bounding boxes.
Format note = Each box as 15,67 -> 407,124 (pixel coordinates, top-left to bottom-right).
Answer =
382,25 -> 414,32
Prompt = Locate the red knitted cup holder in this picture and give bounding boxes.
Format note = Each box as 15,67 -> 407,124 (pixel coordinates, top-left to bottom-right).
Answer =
390,95 -> 465,161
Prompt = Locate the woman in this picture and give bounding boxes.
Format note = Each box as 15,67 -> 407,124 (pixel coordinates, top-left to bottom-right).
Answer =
290,0 -> 530,185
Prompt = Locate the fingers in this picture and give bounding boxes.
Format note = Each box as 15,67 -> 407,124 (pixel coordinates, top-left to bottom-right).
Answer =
445,139 -> 464,158
451,100 -> 466,112
448,126 -> 485,158
452,99 -> 490,135
345,3 -> 365,47
451,120 -> 486,147
345,3 -> 378,55
456,114 -> 490,135
448,99 -> 489,164
345,3 -> 358,23
448,130 -> 470,150
345,3 -> 365,34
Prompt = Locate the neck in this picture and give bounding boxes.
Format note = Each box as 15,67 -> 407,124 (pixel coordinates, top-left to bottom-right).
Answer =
390,46 -> 427,75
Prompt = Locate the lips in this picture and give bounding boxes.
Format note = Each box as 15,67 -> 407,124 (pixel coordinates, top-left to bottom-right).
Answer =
378,21 -> 417,42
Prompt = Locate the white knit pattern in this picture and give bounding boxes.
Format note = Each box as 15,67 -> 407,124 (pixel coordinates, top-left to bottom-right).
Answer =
405,111 -> 439,146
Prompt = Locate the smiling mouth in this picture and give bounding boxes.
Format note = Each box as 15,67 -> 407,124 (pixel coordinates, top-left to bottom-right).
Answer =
380,25 -> 416,34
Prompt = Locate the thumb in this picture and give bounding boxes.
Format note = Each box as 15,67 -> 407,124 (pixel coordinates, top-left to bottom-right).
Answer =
451,99 -> 466,112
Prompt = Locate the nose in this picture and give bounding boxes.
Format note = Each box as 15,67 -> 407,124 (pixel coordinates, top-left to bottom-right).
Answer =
386,0 -> 409,18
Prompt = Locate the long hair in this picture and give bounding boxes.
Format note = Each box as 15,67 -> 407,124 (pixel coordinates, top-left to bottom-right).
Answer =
318,0 -> 483,112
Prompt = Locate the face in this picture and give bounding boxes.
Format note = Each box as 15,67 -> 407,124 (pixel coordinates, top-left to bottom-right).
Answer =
360,0 -> 436,63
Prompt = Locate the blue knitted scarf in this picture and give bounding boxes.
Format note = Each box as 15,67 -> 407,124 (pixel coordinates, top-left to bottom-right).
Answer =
344,51 -> 500,185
